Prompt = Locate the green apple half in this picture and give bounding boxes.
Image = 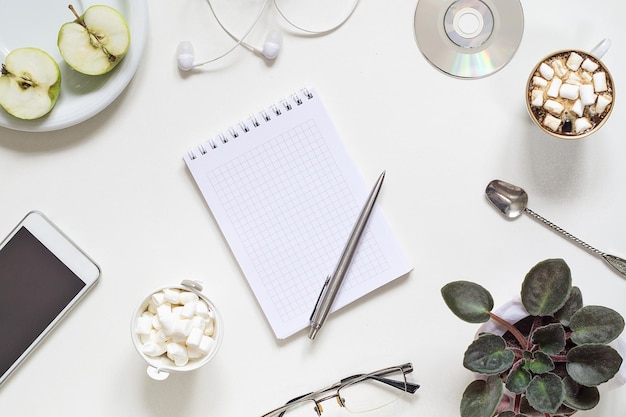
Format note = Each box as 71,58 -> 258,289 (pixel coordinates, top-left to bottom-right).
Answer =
0,47 -> 61,120
58,5 -> 130,75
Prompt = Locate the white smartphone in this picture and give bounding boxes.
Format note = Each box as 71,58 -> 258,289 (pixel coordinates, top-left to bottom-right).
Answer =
0,211 -> 100,386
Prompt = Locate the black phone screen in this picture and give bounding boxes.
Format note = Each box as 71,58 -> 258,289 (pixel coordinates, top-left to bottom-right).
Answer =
0,226 -> 86,379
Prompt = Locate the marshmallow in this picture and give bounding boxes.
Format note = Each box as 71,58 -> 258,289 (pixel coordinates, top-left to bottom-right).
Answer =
560,83 -> 579,100
581,71 -> 593,83
196,300 -> 210,318
136,315 -> 153,335
180,301 -> 197,319
151,292 -> 166,306
580,84 -> 597,106
531,89 -> 544,107
172,319 -> 192,343
532,76 -> 548,88
204,318 -> 215,337
566,52 -> 583,70
156,303 -> 172,317
159,313 -> 176,336
571,99 -> 584,117
139,332 -> 151,345
544,99 -> 564,116
547,78 -> 562,98
543,114 -> 562,131
575,118 -> 592,134
151,315 -> 162,330
539,63 -> 554,80
142,342 -> 167,357
154,329 -> 168,343
191,316 -> 206,329
552,59 -> 568,78
595,94 -> 612,114
180,291 -> 199,305
593,72 -> 608,92
186,327 -> 204,348
164,288 -> 181,304
581,58 -> 599,72
147,302 -> 157,315
167,342 -> 189,367
198,335 -> 215,355
187,347 -> 205,359
566,72 -> 582,86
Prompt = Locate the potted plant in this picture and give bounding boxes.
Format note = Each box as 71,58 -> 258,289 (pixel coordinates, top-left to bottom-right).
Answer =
441,258 -> 625,417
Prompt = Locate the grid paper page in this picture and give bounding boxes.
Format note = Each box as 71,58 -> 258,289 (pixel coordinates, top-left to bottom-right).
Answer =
184,88 -> 412,339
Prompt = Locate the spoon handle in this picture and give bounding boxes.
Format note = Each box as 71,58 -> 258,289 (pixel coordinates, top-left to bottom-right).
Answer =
523,207 -> 604,255
524,207 -> 626,278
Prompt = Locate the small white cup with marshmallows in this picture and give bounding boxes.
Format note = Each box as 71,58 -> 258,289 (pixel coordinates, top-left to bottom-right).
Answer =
131,280 -> 223,380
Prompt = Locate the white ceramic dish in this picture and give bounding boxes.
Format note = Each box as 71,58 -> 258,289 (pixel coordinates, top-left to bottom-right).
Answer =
0,0 -> 148,132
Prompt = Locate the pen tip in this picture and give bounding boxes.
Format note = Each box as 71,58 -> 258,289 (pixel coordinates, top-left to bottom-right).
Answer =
308,326 -> 319,340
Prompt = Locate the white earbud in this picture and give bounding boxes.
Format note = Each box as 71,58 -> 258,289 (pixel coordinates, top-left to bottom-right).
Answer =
176,41 -> 196,71
261,30 -> 282,60
176,30 -> 282,71
177,0 -> 276,71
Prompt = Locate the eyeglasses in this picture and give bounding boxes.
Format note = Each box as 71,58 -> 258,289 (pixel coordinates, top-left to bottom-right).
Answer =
260,363 -> 419,417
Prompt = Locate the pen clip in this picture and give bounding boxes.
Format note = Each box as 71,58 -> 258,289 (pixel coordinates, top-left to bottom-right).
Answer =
310,275 -> 331,320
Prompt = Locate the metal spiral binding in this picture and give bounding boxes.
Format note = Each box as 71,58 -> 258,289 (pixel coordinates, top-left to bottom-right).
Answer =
186,87 -> 314,160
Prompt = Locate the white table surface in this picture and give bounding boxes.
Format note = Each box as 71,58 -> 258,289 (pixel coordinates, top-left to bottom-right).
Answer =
2,1 -> 626,416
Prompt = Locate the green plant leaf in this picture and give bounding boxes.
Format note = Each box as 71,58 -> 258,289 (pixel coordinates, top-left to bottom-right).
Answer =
506,366 -> 531,393
442,281 -> 494,323
521,259 -> 572,316
497,413 -> 527,417
566,344 -> 623,386
460,376 -> 504,417
526,351 -> 555,374
463,334 -> 515,374
525,373 -> 565,413
555,286 -> 582,326
570,305 -> 625,345
562,376 -> 600,411
532,323 -> 566,355
518,397 -> 576,416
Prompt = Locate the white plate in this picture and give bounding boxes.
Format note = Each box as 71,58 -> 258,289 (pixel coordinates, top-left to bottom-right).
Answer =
0,0 -> 148,132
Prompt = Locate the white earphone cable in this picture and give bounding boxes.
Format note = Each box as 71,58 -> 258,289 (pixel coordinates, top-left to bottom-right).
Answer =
272,0 -> 360,34
182,0 -> 360,69
195,0 -> 270,66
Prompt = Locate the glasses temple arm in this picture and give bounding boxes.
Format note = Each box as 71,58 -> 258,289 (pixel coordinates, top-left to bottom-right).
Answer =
340,374 -> 420,394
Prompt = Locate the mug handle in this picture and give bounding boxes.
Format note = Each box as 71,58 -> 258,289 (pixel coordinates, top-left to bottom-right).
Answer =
591,38 -> 611,59
147,366 -> 170,380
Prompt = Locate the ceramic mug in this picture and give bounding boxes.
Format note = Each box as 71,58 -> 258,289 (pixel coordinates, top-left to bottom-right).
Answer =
130,280 -> 223,380
526,39 -> 614,139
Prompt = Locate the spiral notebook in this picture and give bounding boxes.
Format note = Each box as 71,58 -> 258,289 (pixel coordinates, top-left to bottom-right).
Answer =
184,87 -> 412,339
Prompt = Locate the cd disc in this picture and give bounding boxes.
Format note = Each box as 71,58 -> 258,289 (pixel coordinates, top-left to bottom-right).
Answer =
413,0 -> 524,79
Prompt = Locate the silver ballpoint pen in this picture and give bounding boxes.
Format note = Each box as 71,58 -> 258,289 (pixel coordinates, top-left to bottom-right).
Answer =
308,170 -> 386,340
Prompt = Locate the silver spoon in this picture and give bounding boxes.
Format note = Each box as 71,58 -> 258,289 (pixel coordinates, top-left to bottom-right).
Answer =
485,179 -> 626,277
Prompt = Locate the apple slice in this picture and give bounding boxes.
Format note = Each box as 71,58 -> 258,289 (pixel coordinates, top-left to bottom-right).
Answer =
0,47 -> 61,120
58,4 -> 130,75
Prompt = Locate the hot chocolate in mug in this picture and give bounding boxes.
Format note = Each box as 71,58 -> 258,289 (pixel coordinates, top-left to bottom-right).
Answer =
526,39 -> 614,139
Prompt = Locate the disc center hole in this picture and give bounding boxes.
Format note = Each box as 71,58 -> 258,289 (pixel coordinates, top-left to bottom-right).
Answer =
454,8 -> 483,38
